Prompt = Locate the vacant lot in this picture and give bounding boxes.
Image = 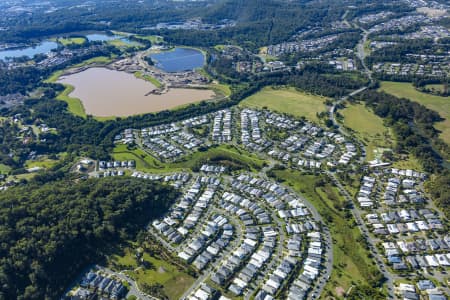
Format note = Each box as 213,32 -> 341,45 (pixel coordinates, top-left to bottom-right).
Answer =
110,247 -> 194,299
340,103 -> 394,160
240,87 -> 327,122
379,81 -> 450,145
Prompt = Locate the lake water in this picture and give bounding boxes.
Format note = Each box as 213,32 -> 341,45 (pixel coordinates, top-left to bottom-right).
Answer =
57,68 -> 215,117
86,33 -> 132,44
150,47 -> 205,72
0,41 -> 58,60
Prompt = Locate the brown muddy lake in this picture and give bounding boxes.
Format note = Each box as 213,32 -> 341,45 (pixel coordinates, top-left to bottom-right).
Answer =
57,67 -> 215,117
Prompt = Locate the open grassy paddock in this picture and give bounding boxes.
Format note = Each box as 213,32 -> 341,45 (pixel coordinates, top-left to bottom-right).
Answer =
136,35 -> 164,44
240,86 -> 327,123
340,102 -> 422,169
424,84 -> 446,93
56,37 -> 86,46
134,71 -> 162,88
55,84 -> 87,118
25,157 -> 61,170
108,39 -> 140,48
379,81 -> 450,145
340,103 -> 394,160
0,163 -> 11,174
272,169 -> 385,299
72,56 -> 115,68
109,246 -> 194,299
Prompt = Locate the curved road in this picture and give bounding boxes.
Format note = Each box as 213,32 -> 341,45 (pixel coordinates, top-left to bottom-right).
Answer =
326,22 -> 395,299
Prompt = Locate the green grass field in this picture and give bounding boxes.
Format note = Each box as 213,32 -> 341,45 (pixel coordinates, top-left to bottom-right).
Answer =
110,247 -> 194,299
340,103 -> 394,160
25,157 -> 60,170
240,87 -> 327,122
272,170 -> 384,299
424,84 -> 446,93
0,163 -> 11,174
113,144 -> 265,173
136,35 -> 164,44
56,84 -> 87,118
134,71 -> 162,88
379,81 -> 450,145
214,83 -> 232,97
108,39 -> 140,48
56,37 -> 86,46
72,56 -> 114,68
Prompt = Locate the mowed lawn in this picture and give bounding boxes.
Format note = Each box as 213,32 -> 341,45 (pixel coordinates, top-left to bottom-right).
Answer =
341,103 -> 394,160
379,81 -> 450,145
240,87 -> 327,122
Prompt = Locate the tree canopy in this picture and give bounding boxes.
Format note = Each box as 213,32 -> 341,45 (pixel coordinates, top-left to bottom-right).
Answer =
0,177 -> 178,299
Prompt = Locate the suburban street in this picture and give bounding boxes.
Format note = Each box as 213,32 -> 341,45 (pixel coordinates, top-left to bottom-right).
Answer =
97,266 -> 158,300
326,171 -> 395,299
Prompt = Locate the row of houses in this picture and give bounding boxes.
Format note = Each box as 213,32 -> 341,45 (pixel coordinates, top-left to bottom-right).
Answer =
382,235 -> 450,256
396,281 -> 447,300
358,169 -> 427,208
170,131 -> 204,150
241,109 -> 272,152
148,170 -> 326,299
199,164 -> 226,174
142,136 -> 184,160
99,160 -> 135,169
153,184 -> 217,244
66,270 -> 127,299
212,109 -> 232,143
186,283 -> 220,300
178,214 -> 232,268
132,171 -> 190,189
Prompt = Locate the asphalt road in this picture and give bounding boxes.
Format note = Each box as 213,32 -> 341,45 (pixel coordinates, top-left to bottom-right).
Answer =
326,171 -> 395,299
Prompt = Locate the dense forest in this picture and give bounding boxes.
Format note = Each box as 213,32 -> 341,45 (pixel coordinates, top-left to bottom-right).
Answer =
0,177 -> 178,299
0,0 -> 401,50
426,172 -> 450,219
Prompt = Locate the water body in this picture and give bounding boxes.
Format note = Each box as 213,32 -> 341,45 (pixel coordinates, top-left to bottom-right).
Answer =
0,41 -> 58,60
86,33 -> 132,44
57,68 -> 215,117
150,47 -> 205,72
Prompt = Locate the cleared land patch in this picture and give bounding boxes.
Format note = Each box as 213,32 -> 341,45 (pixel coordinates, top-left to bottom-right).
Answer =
109,246 -> 194,299
379,81 -> 450,145
134,71 -> 162,88
340,103 -> 394,160
240,87 -> 327,123
56,37 -> 86,46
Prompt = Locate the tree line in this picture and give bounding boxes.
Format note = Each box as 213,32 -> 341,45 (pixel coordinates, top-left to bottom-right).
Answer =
354,90 -> 449,173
